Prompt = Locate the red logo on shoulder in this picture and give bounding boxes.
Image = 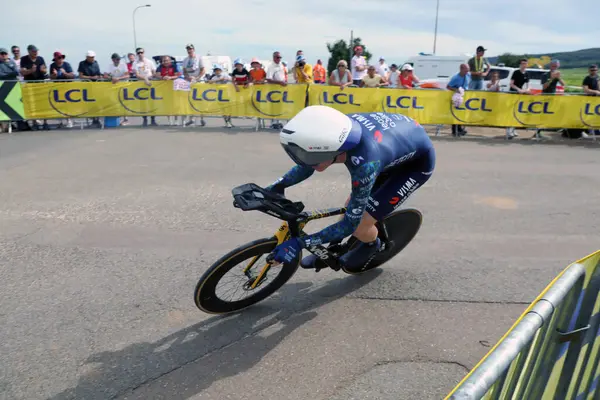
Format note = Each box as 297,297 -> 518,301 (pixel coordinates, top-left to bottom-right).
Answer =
374,130 -> 383,143
389,197 -> 400,205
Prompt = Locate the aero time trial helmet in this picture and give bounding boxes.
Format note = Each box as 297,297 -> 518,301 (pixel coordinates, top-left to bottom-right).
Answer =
280,105 -> 362,167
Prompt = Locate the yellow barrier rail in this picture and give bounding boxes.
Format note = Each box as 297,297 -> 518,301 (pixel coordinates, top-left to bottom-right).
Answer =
445,249 -> 600,400
6,80 -> 600,129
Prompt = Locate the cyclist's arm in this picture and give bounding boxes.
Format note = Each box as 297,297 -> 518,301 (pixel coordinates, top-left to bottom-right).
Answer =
300,161 -> 380,247
265,165 -> 315,193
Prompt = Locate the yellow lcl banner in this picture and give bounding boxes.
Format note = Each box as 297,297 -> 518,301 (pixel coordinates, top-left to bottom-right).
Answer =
20,81 -> 308,120
308,85 -> 600,129
20,81 -> 600,129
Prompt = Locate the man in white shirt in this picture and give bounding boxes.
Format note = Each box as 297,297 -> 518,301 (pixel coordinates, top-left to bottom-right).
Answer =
351,45 -> 367,86
266,51 -> 286,85
133,47 -> 157,126
265,51 -> 287,130
105,53 -> 131,126
182,43 -> 205,127
105,53 -> 130,83
375,57 -> 389,78
133,47 -> 155,85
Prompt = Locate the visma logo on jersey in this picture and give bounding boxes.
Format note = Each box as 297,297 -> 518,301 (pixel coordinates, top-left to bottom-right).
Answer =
188,88 -> 231,113
512,100 -> 555,127
319,92 -> 362,107
579,102 -> 600,128
450,97 -> 493,124
48,88 -> 97,117
251,90 -> 293,117
118,87 -> 163,114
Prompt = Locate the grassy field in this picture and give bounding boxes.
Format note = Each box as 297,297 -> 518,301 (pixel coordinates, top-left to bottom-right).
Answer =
560,68 -> 588,92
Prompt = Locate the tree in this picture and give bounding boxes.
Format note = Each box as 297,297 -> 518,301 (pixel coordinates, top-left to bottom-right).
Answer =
326,37 -> 372,75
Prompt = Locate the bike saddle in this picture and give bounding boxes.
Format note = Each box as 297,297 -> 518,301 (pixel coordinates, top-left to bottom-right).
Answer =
232,183 -> 305,221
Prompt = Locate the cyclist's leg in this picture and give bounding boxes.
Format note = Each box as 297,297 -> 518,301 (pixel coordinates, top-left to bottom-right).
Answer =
340,149 -> 435,271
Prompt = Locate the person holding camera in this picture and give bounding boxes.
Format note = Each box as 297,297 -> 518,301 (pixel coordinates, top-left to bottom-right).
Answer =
293,55 -> 313,83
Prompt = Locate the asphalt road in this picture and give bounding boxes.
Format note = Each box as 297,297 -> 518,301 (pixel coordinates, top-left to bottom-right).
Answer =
1,118 -> 598,400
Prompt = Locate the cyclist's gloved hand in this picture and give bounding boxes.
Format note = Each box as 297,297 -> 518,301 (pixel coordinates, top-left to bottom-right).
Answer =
272,237 -> 303,264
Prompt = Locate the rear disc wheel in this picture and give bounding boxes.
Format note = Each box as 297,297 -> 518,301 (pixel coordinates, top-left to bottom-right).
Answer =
342,208 -> 423,275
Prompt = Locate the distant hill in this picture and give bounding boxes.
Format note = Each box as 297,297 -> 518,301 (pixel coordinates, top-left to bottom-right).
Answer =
487,48 -> 600,69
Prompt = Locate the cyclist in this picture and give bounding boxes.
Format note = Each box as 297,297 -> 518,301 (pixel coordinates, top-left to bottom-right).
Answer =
266,105 -> 436,273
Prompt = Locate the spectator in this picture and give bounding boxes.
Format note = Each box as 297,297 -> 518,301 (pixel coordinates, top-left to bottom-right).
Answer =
583,64 -> 600,136
155,56 -> 180,126
399,64 -> 419,89
126,53 -> 136,78
266,51 -> 287,130
506,58 -> 531,138
386,64 -> 400,88
249,58 -> 266,84
0,48 -> 19,133
486,70 -> 501,92
351,45 -> 367,86
231,58 -> 251,91
266,51 -> 286,86
542,59 -> 565,94
329,59 -> 353,89
468,45 -> 490,90
50,51 -> 74,80
209,64 -> 234,128
20,44 -> 47,81
50,51 -> 75,129
313,59 -> 326,84
11,46 -> 22,80
182,43 -> 205,127
535,59 -> 565,139
583,64 -> 600,96
105,53 -> 131,126
77,50 -> 103,128
0,48 -> 19,81
132,47 -> 157,127
20,44 -> 49,130
293,54 -> 313,83
447,63 -> 471,136
105,53 -> 130,83
375,56 -> 389,77
360,65 -> 386,88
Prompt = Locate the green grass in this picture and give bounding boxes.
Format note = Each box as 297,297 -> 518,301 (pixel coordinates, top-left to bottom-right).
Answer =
560,68 -> 588,92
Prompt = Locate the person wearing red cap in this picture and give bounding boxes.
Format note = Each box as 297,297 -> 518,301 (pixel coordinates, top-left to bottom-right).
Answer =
50,51 -> 75,129
50,51 -> 74,80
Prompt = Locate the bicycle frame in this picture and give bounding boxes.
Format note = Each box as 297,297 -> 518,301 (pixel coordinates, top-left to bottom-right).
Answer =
243,207 -> 347,288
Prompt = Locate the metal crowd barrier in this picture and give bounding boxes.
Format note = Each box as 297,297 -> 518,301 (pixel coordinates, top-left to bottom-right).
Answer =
446,250 -> 600,400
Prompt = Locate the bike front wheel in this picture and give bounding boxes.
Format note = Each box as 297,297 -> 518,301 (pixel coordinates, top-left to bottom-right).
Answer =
342,208 -> 423,275
194,237 -> 300,314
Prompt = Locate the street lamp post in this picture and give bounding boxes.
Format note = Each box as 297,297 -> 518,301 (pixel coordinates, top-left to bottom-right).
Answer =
133,4 -> 151,51
433,0 -> 440,54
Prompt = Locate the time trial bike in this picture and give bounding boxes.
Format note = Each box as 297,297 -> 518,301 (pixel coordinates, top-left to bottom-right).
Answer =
194,182 -> 423,314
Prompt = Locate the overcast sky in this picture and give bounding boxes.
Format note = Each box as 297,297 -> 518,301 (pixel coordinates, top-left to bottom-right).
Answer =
4,0 -> 598,66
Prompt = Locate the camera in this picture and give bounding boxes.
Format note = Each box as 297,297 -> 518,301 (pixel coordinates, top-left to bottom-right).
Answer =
298,61 -> 305,67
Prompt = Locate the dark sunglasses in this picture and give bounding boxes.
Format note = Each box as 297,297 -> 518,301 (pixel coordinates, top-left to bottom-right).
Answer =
137,51 -> 144,54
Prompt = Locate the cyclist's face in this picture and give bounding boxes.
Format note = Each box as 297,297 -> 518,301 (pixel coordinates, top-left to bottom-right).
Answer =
313,160 -> 333,172
312,153 -> 346,172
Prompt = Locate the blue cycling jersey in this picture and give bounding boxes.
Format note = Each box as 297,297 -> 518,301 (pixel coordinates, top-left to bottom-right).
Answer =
267,112 -> 434,248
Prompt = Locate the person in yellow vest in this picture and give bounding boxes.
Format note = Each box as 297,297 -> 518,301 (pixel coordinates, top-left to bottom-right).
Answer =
313,59 -> 326,84
294,55 -> 313,83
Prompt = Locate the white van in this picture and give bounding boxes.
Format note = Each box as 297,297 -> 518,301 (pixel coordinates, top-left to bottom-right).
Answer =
403,54 -> 472,80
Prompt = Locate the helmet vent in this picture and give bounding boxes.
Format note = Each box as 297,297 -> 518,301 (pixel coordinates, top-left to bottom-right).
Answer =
281,128 -> 295,134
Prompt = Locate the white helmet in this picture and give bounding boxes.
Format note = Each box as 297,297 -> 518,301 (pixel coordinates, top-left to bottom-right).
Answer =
280,105 -> 362,167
